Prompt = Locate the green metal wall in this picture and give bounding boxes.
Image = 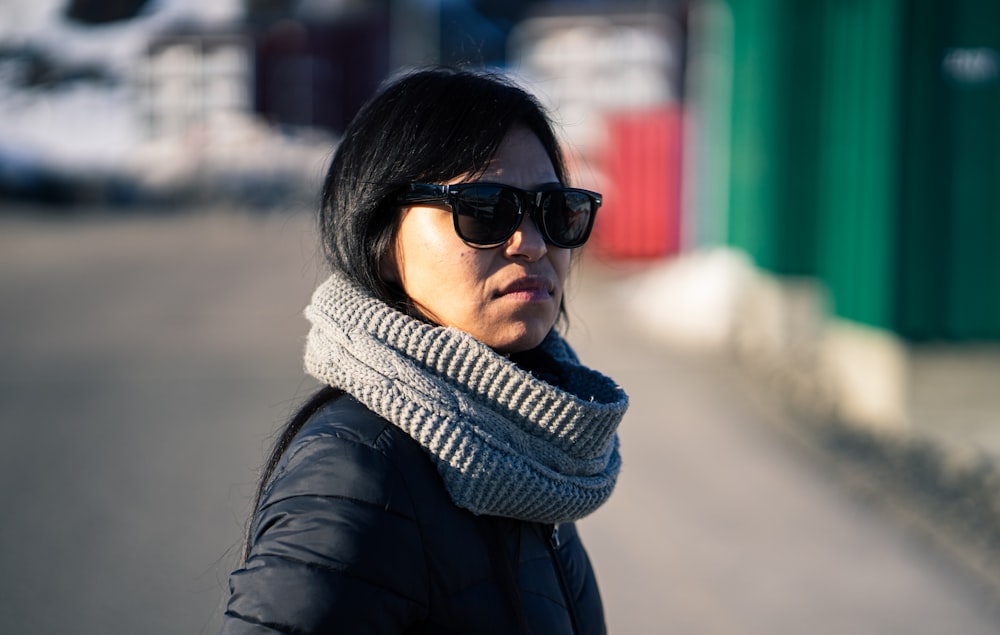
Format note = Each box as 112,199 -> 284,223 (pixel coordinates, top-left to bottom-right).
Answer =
725,0 -> 826,277
694,0 -> 1000,340
814,0 -> 902,331
897,0 -> 1000,339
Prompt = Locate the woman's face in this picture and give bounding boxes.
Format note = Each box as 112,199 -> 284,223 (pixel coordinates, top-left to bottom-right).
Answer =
384,126 -> 572,354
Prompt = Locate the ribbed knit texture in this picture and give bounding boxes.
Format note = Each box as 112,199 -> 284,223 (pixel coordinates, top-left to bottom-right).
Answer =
303,271 -> 628,523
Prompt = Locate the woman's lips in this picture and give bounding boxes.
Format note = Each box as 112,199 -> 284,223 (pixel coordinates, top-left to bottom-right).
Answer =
496,278 -> 554,301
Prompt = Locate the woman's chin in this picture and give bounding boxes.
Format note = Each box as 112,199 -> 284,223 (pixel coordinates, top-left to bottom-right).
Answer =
487,323 -> 552,355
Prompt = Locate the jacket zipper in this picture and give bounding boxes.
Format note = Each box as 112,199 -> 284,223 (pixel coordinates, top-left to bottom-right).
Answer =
548,524 -> 583,635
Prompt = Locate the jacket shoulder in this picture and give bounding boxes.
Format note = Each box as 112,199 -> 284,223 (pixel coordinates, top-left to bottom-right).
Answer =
226,395 -> 436,633
262,393 -> 432,516
296,392 -> 394,443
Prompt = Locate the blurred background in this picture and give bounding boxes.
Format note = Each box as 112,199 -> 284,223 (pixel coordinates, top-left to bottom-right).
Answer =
3,0 -> 1000,633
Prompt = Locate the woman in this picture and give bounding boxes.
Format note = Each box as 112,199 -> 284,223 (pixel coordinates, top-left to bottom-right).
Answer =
222,68 -> 629,634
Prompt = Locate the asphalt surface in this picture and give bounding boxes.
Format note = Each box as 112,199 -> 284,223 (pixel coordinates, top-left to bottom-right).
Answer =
1,206 -> 999,634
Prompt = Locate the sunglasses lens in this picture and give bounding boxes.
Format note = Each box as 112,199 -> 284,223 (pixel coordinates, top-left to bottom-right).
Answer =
541,190 -> 595,247
446,184 -> 597,247
453,185 -> 521,245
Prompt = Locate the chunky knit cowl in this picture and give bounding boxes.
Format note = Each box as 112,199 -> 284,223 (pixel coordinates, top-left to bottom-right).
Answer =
303,271 -> 628,524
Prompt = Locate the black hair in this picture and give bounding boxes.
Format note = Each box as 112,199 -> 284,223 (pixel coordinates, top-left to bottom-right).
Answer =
239,67 -> 568,565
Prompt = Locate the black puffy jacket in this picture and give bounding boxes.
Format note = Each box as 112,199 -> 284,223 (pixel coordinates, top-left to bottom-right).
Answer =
222,394 -> 607,634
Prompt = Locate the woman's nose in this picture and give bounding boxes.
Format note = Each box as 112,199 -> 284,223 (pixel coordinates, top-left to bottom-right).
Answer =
504,213 -> 548,261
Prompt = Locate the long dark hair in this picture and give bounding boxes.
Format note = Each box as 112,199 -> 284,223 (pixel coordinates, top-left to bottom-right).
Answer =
240,67 -> 569,564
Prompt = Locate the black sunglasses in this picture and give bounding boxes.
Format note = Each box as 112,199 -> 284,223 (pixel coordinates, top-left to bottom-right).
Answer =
397,182 -> 601,249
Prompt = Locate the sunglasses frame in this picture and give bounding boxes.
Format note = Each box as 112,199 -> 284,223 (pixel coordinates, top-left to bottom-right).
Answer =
397,182 -> 602,249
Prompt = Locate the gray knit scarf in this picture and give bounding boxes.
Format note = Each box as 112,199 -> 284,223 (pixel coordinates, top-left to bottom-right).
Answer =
303,271 -> 628,524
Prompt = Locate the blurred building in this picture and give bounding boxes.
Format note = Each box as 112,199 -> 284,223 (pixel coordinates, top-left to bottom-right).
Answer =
510,2 -> 688,259
687,0 -> 1000,341
253,12 -> 389,133
139,27 -> 253,141
246,0 -> 542,134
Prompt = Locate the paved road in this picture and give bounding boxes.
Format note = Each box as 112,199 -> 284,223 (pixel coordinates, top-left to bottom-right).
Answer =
1,207 -> 998,634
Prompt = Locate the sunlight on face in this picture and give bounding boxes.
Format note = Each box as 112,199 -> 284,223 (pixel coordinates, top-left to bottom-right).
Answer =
384,126 -> 572,354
